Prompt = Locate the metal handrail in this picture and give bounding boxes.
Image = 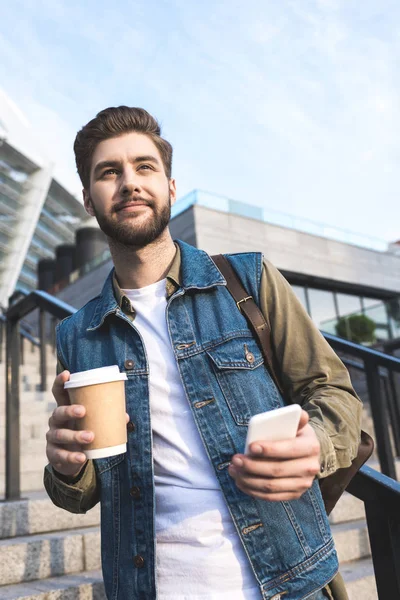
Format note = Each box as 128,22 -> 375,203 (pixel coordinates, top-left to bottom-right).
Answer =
3,291 -> 400,597
323,331 -> 400,370
322,331 -> 400,480
347,465 -> 400,597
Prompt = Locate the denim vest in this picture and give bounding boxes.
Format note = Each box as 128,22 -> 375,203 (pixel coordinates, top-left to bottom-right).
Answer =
56,240 -> 338,600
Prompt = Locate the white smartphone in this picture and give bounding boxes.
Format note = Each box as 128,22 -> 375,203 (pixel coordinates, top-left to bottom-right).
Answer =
244,404 -> 302,454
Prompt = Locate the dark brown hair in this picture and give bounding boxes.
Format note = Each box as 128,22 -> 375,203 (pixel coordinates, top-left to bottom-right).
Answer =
73,106 -> 173,188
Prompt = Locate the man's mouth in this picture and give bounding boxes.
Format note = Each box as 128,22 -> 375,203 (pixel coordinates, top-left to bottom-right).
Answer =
114,201 -> 151,213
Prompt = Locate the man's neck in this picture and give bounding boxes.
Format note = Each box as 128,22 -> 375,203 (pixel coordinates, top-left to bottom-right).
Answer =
109,231 -> 177,290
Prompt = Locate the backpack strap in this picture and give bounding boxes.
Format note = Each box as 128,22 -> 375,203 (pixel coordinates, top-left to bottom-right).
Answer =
211,254 -> 284,397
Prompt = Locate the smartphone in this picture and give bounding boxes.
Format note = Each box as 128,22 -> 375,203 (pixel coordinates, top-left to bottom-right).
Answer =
244,404 -> 302,454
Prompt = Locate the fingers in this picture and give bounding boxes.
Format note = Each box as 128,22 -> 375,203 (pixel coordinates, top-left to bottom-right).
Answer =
48,446 -> 88,470
229,464 -> 317,502
48,404 -> 87,428
297,409 -> 309,431
248,423 -> 320,460
46,427 -> 94,446
229,455 -> 320,479
52,371 -> 71,407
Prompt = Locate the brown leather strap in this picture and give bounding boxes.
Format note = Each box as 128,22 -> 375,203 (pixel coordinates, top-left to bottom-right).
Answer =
211,254 -> 284,396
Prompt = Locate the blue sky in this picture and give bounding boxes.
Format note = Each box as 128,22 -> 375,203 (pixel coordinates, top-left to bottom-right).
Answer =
1,0 -> 399,244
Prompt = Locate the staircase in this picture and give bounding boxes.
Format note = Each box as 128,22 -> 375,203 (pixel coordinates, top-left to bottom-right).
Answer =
0,339 -> 382,599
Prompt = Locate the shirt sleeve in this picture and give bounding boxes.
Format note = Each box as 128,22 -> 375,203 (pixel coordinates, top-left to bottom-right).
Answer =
260,259 -> 362,478
44,461 -> 100,514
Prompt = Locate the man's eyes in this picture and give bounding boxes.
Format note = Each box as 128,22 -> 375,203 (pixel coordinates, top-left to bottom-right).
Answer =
102,168 -> 119,176
100,164 -> 153,178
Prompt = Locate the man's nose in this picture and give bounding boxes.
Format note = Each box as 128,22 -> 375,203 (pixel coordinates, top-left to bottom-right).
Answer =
120,171 -> 141,195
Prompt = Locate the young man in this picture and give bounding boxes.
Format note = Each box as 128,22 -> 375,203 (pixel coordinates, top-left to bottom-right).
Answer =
44,107 -> 362,600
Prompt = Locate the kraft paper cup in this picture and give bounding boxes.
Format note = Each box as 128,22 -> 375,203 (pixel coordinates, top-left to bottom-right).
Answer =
64,365 -> 128,459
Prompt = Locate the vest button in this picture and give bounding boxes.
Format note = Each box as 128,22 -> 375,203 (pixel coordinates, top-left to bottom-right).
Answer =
127,421 -> 135,433
124,359 -> 135,370
133,554 -> 145,568
130,486 -> 141,499
245,352 -> 255,364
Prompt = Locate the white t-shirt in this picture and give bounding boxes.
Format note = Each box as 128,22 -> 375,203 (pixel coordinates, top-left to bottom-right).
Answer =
122,279 -> 260,600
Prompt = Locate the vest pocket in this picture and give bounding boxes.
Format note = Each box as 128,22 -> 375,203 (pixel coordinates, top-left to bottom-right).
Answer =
206,336 -> 281,425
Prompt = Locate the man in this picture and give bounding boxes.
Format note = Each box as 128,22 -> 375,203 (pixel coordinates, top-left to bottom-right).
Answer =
44,106 -> 362,600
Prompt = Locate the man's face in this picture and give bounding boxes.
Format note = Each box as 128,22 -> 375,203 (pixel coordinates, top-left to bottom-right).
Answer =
84,132 -> 176,248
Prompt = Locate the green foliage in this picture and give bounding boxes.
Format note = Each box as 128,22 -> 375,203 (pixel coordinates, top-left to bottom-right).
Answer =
335,314 -> 376,344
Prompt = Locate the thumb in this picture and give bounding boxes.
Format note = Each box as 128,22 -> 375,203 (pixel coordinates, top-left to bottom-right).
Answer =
52,370 -> 71,407
297,409 -> 309,433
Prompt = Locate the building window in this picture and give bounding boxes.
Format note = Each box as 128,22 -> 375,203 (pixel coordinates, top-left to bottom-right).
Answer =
308,289 -> 337,332
337,293 -> 362,317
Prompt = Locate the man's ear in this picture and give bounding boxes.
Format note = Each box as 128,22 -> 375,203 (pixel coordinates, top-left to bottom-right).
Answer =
83,189 -> 95,217
169,178 -> 177,207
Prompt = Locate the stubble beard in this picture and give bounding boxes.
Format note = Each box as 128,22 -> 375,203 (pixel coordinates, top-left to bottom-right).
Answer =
90,193 -> 171,250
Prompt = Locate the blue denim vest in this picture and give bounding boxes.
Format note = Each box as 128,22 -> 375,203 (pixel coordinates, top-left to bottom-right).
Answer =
56,240 -> 338,600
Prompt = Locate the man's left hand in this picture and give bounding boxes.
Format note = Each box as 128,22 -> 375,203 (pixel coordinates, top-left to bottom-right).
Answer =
228,410 -> 321,501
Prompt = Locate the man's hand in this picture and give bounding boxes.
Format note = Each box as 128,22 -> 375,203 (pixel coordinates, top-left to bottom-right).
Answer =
228,410 -> 320,502
46,371 -> 129,480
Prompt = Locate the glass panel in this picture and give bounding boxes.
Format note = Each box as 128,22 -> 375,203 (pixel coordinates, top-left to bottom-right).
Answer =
362,297 -> 382,310
337,293 -> 362,317
363,304 -> 390,341
308,289 -> 337,331
386,298 -> 400,339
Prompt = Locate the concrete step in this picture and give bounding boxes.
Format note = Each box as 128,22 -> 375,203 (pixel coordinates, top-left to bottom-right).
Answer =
0,491 -> 100,539
0,564 -> 378,600
332,520 -> 371,564
329,492 -> 366,525
0,569 -> 105,600
341,557 -> 378,600
0,527 -> 100,586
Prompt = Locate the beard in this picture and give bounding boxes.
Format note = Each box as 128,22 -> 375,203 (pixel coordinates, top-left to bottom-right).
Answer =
90,193 -> 171,249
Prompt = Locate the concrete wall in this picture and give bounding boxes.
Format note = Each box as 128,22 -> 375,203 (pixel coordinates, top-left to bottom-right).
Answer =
191,206 -> 400,294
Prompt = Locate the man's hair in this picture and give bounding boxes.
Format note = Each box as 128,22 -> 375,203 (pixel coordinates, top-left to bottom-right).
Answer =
73,106 -> 173,188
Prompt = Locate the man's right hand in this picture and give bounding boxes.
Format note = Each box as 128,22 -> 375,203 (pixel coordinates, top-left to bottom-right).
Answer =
46,371 -> 93,479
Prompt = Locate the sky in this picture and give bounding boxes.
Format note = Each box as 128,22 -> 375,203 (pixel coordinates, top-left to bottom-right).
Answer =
0,0 -> 399,244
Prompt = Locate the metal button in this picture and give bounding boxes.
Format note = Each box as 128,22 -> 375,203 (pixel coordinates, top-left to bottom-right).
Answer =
133,554 -> 145,568
245,352 -> 255,364
127,421 -> 135,433
130,486 -> 141,499
124,359 -> 135,370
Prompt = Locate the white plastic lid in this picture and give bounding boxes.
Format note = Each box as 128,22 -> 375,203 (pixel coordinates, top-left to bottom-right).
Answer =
64,365 -> 128,389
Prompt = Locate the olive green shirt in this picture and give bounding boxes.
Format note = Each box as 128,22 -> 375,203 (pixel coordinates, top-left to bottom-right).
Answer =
44,245 -> 362,517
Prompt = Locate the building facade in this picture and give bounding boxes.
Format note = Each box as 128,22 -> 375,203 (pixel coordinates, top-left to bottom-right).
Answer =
0,89 -> 87,306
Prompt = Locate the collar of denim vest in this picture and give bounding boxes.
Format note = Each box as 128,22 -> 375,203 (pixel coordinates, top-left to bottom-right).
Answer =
87,239 -> 226,331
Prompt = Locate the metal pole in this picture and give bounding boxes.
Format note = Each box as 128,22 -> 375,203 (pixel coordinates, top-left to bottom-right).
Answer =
383,373 -> 400,457
0,319 -> 3,363
365,501 -> 400,598
51,316 -> 56,353
364,358 -> 397,479
5,316 -> 21,500
39,310 -> 47,392
19,333 -> 24,366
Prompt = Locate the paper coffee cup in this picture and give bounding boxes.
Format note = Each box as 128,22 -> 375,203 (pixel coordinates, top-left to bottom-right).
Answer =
65,366 -> 128,459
